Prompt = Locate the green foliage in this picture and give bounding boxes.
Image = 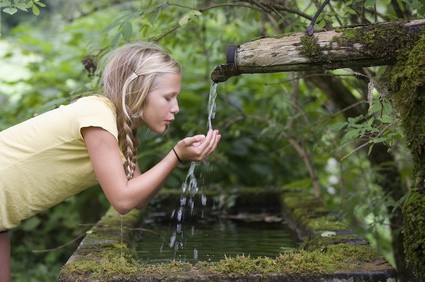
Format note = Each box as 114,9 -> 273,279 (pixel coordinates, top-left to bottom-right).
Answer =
0,0 -> 45,15
331,93 -> 402,159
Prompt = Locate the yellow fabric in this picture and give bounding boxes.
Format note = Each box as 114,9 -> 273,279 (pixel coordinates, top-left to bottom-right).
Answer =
0,96 -> 118,229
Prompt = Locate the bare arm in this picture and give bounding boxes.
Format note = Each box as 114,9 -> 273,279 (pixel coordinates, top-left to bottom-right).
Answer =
82,127 -> 220,214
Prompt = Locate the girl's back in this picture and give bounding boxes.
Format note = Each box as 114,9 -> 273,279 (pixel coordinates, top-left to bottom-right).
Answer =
0,96 -> 119,230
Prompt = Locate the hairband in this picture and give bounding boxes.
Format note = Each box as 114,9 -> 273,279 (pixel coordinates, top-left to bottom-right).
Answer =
130,68 -> 140,77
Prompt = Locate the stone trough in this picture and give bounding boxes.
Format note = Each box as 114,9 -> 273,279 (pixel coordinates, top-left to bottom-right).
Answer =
58,188 -> 396,281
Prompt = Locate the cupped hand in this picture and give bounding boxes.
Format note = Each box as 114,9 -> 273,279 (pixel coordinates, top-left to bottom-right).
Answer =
174,129 -> 221,162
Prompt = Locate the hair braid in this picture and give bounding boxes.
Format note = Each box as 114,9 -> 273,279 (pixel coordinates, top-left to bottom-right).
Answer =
123,117 -> 137,180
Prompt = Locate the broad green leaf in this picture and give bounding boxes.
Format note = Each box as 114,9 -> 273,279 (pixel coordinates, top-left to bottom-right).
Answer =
178,10 -> 201,26
382,99 -> 393,114
178,14 -> 190,26
379,114 -> 393,123
364,0 -> 376,7
34,0 -> 46,7
329,121 -> 347,131
31,3 -> 40,15
341,128 -> 361,144
3,7 -> 17,14
347,115 -> 363,124
0,1 -> 12,8
121,21 -> 133,42
14,3 -> 29,11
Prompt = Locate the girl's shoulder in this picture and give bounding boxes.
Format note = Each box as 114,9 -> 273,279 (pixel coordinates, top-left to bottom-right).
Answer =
76,95 -> 113,106
73,95 -> 116,113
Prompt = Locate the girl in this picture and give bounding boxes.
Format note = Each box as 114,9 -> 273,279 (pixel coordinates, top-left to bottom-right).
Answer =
0,42 -> 221,281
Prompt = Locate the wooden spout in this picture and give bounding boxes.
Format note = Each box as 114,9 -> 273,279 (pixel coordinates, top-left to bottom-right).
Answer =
211,19 -> 425,83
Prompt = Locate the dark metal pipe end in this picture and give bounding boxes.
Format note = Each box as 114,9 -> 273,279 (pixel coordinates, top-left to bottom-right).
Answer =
226,45 -> 239,64
210,45 -> 240,83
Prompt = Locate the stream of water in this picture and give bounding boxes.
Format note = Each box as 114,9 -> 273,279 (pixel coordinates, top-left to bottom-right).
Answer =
165,82 -> 218,259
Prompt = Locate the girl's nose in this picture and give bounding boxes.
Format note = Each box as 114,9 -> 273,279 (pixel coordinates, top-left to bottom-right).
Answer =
171,102 -> 179,114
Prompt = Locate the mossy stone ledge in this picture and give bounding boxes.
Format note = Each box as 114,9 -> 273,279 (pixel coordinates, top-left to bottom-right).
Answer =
59,188 -> 396,281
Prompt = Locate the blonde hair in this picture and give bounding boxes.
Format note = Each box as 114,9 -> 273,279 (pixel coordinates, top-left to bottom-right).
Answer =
101,42 -> 181,180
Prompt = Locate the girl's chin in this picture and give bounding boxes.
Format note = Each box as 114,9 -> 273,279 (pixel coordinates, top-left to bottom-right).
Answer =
149,125 -> 168,134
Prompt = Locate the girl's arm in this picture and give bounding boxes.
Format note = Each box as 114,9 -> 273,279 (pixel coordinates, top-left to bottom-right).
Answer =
132,165 -> 166,210
82,127 -> 220,214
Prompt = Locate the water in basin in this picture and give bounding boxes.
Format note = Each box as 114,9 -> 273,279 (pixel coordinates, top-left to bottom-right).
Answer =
134,210 -> 300,264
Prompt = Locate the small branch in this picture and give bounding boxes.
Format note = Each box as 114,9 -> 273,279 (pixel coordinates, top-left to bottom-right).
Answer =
340,140 -> 371,161
32,232 -> 87,253
286,134 -> 322,199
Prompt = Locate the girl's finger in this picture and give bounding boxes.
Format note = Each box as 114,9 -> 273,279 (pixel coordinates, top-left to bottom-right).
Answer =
196,129 -> 213,151
203,130 -> 220,158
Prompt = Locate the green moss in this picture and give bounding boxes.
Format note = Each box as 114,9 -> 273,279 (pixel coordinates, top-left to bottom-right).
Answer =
306,215 -> 348,231
61,242 -> 384,280
386,35 -> 425,180
209,244 -> 381,276
301,234 -> 361,251
282,191 -> 349,231
337,22 -> 421,58
299,35 -> 323,58
402,189 -> 425,279
381,34 -> 425,279
60,243 -> 140,280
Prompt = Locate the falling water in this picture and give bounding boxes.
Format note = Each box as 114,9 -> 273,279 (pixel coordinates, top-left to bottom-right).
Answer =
166,82 -> 218,260
207,83 -> 218,131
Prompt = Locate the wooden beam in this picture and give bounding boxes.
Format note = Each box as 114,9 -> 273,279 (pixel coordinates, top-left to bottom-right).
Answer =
211,19 -> 425,82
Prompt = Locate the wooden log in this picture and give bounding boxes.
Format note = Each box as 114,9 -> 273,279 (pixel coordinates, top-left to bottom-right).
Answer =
211,19 -> 425,82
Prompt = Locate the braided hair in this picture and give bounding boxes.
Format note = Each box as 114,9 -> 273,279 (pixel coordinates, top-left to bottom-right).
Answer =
101,42 -> 181,180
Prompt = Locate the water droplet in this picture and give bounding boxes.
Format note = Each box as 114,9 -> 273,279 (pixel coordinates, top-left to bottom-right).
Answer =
201,194 -> 207,206
177,207 -> 183,222
169,232 -> 176,248
180,196 -> 187,206
189,198 -> 195,212
189,178 -> 197,193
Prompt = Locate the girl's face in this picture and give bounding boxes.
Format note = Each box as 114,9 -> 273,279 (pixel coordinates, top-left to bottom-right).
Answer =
139,73 -> 181,133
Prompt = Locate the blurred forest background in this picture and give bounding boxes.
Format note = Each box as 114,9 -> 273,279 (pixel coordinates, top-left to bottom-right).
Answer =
1,0 -> 424,281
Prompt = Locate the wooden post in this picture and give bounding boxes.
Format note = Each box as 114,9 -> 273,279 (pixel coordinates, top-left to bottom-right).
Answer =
211,19 -> 425,82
